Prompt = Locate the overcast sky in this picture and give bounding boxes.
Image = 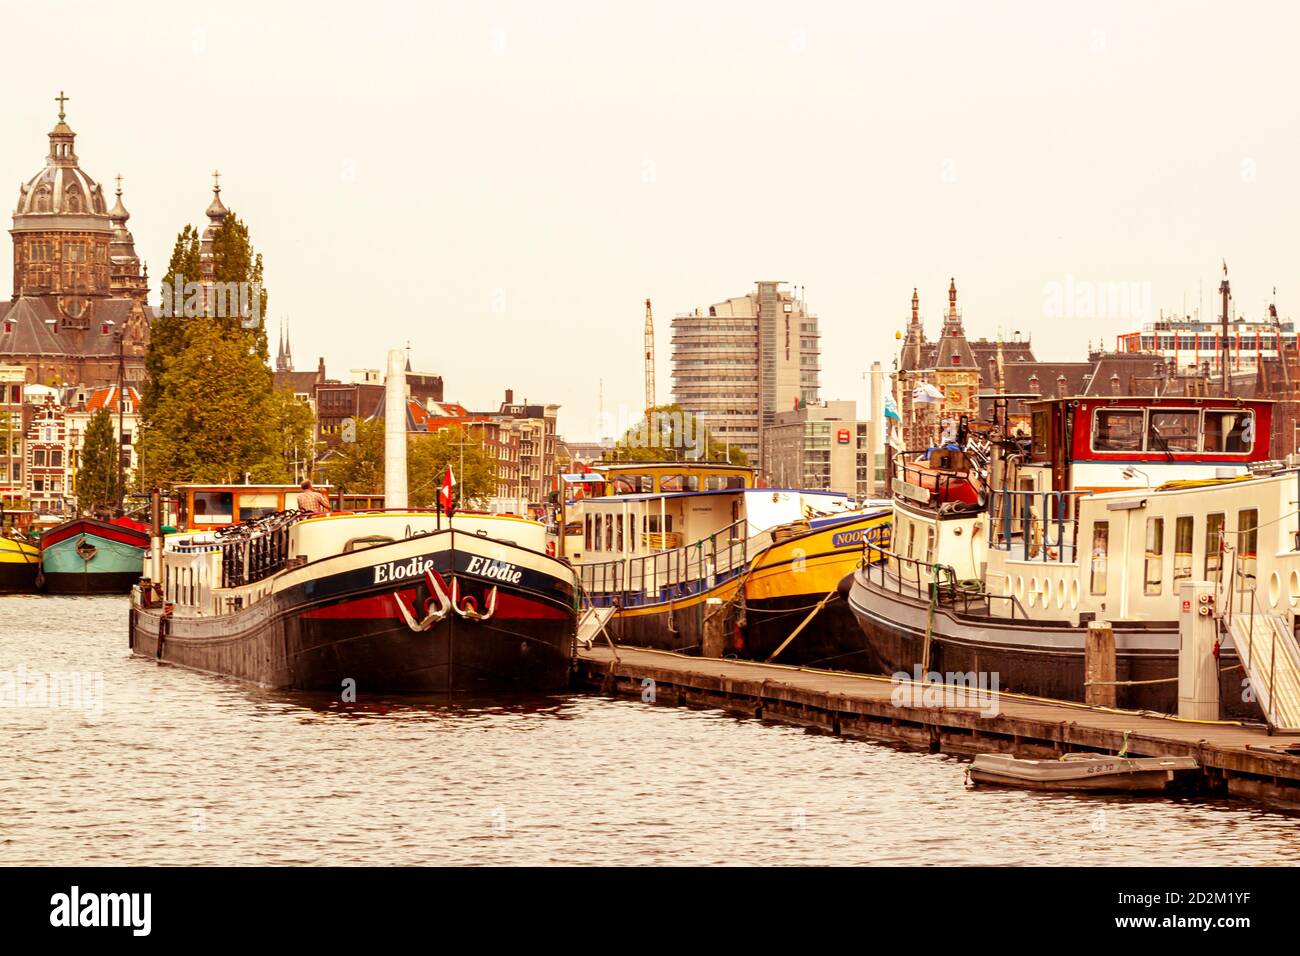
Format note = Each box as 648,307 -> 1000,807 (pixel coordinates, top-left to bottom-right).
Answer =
4,1 -> 1297,440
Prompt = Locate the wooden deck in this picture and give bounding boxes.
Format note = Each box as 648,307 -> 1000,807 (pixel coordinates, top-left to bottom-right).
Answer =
575,644 -> 1300,811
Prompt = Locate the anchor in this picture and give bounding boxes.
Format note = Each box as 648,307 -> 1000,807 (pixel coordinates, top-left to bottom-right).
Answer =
435,572 -> 500,622
392,568 -> 500,630
392,569 -> 453,632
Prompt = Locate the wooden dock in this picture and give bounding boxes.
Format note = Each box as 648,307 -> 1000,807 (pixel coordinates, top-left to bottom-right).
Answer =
575,644 -> 1300,811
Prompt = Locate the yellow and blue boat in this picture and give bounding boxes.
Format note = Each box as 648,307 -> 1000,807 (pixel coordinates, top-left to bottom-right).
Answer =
0,509 -> 41,594
560,462 -> 890,663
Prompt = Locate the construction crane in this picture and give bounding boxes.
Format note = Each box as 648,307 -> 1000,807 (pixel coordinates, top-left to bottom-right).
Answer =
644,298 -> 656,417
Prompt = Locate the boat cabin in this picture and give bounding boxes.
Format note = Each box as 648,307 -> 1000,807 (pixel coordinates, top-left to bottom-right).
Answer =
172,483 -> 336,532
1024,396 -> 1273,494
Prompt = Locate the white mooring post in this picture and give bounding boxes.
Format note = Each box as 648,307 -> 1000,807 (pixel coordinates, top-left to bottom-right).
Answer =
1178,580 -> 1220,720
384,348 -> 408,510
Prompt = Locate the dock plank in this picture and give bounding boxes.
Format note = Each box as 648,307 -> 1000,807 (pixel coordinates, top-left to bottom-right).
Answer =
575,645 -> 1300,810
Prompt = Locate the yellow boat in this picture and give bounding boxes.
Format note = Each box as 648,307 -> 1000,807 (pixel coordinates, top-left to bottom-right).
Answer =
560,462 -> 890,662
0,509 -> 41,594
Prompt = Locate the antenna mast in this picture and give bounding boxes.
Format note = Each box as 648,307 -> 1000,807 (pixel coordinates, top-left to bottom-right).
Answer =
644,298 -> 656,417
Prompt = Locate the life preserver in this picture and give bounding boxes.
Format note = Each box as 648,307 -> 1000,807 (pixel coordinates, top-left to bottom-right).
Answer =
546,541 -> 556,556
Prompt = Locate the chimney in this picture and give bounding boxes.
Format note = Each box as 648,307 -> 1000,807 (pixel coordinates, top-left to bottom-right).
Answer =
505,388 -> 514,404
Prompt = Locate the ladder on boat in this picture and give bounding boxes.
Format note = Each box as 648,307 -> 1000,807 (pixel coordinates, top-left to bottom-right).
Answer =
1228,614 -> 1300,733
576,605 -> 616,650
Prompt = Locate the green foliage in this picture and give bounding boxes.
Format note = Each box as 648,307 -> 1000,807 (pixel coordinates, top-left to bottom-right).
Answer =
320,421 -> 498,509
77,408 -> 119,513
138,318 -> 278,484
320,416 -> 385,496
409,427 -> 497,509
138,209 -> 301,487
610,404 -> 748,465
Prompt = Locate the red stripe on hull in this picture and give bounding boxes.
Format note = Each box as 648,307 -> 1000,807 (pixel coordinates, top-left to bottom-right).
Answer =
42,518 -> 149,550
300,585 -> 570,621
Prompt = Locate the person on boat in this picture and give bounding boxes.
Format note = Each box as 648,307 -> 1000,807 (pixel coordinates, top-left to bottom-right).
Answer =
296,480 -> 331,515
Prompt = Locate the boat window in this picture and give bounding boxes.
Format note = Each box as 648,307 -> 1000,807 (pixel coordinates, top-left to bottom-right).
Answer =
1237,509 -> 1258,590
1173,516 -> 1193,583
1144,517 -> 1164,595
627,514 -> 637,553
611,474 -> 651,494
1147,410 -> 1199,453
1204,513 -> 1225,583
192,491 -> 234,525
584,515 -> 593,551
925,527 -> 935,564
907,522 -> 916,559
1090,522 -> 1109,595
660,474 -> 699,493
605,513 -> 614,551
1031,410 -> 1049,460
238,493 -> 279,522
616,514 -> 624,552
1093,410 -> 1143,452
1203,410 -> 1254,454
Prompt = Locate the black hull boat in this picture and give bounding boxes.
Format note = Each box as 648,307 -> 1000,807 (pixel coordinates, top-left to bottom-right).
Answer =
131,513 -> 577,694
846,559 -> 1254,718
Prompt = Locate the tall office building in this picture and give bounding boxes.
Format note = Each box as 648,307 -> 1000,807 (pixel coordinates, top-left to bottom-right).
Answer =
671,280 -> 820,471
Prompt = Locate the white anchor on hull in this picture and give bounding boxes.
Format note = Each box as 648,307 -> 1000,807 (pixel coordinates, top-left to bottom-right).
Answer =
392,569 -> 453,632
393,569 -> 500,631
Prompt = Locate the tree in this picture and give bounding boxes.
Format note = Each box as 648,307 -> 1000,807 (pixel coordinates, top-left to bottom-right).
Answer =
252,387 -> 318,484
320,416 -> 385,496
77,408 -> 119,514
138,208 -> 292,487
610,404 -> 748,465
319,421 -> 498,509
138,318 -> 280,485
408,427 -> 497,509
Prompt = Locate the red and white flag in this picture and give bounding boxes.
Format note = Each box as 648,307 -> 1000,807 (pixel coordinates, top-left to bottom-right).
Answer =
439,464 -> 456,515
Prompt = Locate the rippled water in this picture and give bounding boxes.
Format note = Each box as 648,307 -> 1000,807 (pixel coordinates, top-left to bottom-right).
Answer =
2,595 -> 1299,865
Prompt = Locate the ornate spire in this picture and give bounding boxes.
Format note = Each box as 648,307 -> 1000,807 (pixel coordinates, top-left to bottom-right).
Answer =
205,169 -> 228,223
911,288 -> 919,325
947,277 -> 958,321
47,91 -> 77,165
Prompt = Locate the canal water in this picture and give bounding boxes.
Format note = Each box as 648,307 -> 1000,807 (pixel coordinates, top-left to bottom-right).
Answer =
3,595 -> 1299,866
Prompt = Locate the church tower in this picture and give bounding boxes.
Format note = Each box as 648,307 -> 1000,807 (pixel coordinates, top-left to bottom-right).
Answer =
107,176 -> 147,305
10,92 -> 112,327
931,278 -> 981,432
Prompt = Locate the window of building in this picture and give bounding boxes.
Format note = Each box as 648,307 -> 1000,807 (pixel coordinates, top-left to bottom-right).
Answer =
1204,513 -> 1224,583
50,450 -> 62,467
1144,517 -> 1164,595
1090,522 -> 1109,595
33,449 -> 45,467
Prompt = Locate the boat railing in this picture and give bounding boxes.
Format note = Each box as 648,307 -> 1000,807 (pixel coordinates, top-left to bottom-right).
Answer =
862,538 -> 1030,620
893,451 -> 973,511
988,488 -> 1090,563
214,510 -> 307,589
578,516 -> 749,608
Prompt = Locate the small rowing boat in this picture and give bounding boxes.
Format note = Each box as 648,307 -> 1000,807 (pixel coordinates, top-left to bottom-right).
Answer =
968,752 -> 1200,793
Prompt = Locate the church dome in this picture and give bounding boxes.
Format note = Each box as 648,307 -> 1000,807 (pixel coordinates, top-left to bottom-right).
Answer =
13,97 -> 110,229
